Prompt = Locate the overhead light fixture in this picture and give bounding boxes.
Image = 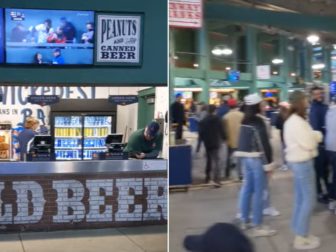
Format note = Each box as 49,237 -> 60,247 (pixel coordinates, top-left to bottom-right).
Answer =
272,71 -> 278,75
193,63 -> 199,68
312,63 -> 325,70
290,73 -> 296,77
211,48 -> 223,56
225,67 -> 231,71
211,46 -> 233,56
333,44 -> 336,50
173,55 -> 179,60
307,34 -> 319,45
272,58 -> 284,65
222,48 -> 233,56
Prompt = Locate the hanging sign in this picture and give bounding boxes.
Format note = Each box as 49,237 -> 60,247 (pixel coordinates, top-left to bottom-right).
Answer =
27,95 -> 60,106
169,0 -> 203,28
108,95 -> 138,106
257,65 -> 271,80
96,13 -> 142,65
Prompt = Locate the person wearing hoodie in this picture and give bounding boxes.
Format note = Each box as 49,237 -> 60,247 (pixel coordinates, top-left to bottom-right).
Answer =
199,105 -> 226,187
284,91 -> 322,250
223,98 -> 244,179
235,93 -> 277,237
309,86 -> 330,203
325,97 -> 336,213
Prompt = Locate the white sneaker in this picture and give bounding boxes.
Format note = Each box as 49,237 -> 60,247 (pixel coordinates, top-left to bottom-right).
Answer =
252,226 -> 277,237
329,201 -> 336,211
280,165 -> 288,171
263,207 -> 281,217
240,222 -> 248,230
293,235 -> 320,250
236,213 -> 252,220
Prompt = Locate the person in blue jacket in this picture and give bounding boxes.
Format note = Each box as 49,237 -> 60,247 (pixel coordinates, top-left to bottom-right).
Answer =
309,86 -> 330,203
52,48 -> 65,65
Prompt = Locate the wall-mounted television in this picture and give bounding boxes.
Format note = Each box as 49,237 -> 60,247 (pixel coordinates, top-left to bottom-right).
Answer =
5,8 -> 94,65
0,9 -> 4,64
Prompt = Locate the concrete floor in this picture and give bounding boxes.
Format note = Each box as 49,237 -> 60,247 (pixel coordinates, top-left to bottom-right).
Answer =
0,225 -> 167,252
169,130 -> 336,252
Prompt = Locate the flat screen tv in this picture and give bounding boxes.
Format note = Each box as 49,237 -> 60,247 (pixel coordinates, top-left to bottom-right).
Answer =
5,8 -> 94,65
0,9 -> 4,63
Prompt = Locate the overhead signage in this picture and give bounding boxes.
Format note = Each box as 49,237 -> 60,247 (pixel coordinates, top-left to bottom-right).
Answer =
27,95 -> 60,106
257,65 -> 271,80
227,70 -> 240,82
169,0 -> 203,28
96,13 -> 142,65
210,80 -> 231,87
108,95 -> 138,106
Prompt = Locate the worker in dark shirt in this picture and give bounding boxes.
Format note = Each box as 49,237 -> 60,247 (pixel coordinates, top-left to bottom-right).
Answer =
124,121 -> 163,159
170,93 -> 185,141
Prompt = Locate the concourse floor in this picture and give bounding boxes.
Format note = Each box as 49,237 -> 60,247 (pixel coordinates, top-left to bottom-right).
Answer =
0,225 -> 167,252
169,130 -> 336,252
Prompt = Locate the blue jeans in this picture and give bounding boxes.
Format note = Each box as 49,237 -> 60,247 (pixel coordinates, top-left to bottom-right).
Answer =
289,160 -> 316,236
239,157 -> 266,226
328,151 -> 336,200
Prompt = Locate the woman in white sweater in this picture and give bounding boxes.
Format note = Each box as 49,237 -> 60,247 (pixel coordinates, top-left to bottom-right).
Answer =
284,91 -> 322,250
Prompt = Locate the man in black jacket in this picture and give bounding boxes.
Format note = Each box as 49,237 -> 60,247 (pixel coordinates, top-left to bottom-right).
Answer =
170,93 -> 185,141
199,105 -> 226,187
309,86 -> 330,203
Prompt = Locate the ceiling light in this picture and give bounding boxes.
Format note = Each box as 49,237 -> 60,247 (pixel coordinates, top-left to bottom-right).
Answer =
173,55 -> 179,60
193,63 -> 199,68
333,44 -> 336,50
312,63 -> 325,70
290,73 -> 296,77
272,71 -> 278,75
272,58 -> 284,65
222,48 -> 233,55
211,46 -> 233,56
307,34 -> 319,45
211,48 -> 223,56
225,67 -> 231,71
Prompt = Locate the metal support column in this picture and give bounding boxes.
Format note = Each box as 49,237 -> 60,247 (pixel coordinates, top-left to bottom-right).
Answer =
246,26 -> 257,94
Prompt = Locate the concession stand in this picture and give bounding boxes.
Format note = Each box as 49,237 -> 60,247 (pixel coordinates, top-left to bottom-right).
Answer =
0,0 -> 167,232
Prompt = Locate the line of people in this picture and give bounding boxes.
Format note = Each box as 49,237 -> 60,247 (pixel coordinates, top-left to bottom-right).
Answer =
194,87 -> 336,250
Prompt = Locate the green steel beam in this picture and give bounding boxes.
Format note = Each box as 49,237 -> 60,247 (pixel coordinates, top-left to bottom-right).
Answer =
205,2 -> 336,32
197,23 -> 210,103
246,27 -> 257,93
279,36 -> 289,101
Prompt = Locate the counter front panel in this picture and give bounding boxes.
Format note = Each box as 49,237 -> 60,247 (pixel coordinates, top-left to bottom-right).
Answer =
0,160 -> 167,231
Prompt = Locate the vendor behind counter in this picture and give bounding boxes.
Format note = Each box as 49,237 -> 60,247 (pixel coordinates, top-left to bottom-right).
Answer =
124,121 -> 163,159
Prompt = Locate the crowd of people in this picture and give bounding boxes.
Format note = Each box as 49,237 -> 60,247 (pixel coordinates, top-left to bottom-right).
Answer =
173,87 -> 336,250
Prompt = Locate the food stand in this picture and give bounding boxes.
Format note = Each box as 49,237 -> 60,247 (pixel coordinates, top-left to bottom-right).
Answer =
0,0 -> 167,232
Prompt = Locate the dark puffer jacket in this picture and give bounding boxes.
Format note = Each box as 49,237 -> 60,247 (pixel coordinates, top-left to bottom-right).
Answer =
236,116 -> 273,164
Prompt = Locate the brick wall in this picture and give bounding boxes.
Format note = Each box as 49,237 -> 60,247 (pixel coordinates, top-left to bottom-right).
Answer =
0,172 -> 167,232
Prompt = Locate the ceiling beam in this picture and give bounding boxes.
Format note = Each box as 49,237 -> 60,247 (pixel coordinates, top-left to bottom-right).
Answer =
253,0 -> 336,16
205,2 -> 336,32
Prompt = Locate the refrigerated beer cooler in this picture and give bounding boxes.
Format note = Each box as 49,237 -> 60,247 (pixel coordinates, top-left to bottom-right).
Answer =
50,99 -> 117,161
53,115 -> 113,160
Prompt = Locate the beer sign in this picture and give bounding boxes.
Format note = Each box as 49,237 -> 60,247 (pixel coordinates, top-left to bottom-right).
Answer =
96,13 -> 143,65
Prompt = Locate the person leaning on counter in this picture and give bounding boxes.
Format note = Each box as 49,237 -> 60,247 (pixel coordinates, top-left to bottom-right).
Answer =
124,121 -> 163,159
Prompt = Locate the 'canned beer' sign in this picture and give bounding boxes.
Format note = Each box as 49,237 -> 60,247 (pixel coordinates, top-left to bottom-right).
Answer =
96,13 -> 142,65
